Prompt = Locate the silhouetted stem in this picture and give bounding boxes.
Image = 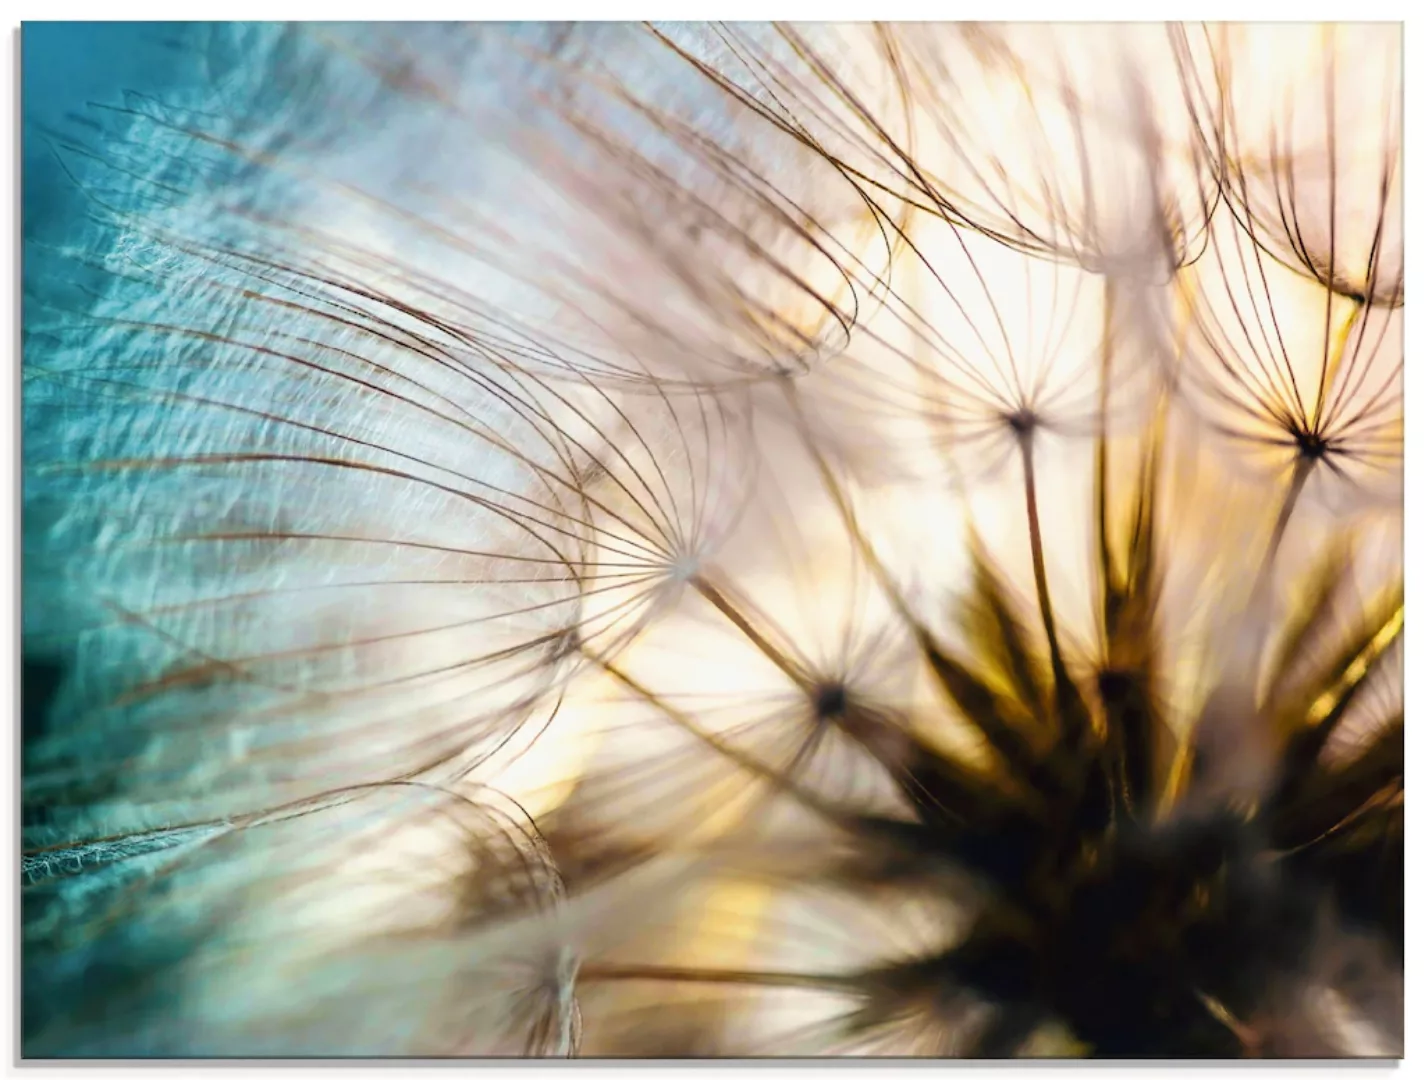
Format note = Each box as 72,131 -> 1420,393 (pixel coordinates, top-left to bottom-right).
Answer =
1095,280 -> 1116,611
579,963 -> 850,993
1017,433 -> 1067,691
588,646 -> 853,829
1251,453 -> 1318,610
691,574 -> 803,684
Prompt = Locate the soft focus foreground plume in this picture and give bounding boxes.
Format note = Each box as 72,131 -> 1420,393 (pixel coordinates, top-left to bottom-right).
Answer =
21,22 -> 1403,1059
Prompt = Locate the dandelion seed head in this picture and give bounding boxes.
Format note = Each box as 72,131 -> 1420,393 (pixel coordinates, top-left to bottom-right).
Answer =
22,20 -> 1403,1061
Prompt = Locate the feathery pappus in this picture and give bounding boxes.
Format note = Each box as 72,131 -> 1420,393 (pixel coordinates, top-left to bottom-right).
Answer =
20,21 -> 1404,1059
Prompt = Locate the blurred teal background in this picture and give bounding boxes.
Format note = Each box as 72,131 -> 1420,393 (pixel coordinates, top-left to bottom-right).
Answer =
21,23 -> 208,752
23,23 -> 209,243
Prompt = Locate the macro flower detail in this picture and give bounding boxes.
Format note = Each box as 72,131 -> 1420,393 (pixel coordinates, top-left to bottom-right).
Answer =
21,20 -> 1404,1060
1173,23 -> 1403,307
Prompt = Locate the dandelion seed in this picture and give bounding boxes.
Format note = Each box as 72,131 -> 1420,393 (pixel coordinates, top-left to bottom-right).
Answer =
1174,23 -> 1402,307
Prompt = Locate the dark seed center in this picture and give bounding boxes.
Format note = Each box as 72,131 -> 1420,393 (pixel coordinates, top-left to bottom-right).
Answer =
812,682 -> 849,719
